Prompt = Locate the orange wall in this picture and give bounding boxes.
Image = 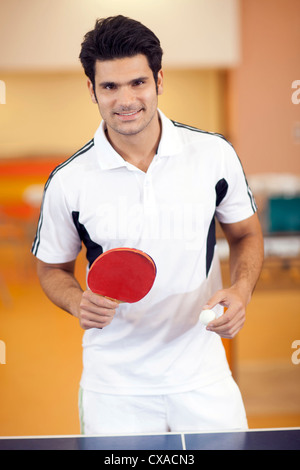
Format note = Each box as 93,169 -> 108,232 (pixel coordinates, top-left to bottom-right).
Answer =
227,0 -> 300,175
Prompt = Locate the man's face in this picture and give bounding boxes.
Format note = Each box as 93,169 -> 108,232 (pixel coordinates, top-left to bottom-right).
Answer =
87,54 -> 163,139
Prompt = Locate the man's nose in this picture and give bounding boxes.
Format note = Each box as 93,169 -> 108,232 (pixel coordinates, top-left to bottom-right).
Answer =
117,86 -> 136,108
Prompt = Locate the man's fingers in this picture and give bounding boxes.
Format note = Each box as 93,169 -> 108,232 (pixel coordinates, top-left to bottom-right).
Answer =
202,287 -> 246,338
202,290 -> 227,311
79,290 -> 119,330
81,290 -> 119,308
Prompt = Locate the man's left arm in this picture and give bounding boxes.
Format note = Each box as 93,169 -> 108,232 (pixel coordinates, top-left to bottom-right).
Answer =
203,212 -> 264,338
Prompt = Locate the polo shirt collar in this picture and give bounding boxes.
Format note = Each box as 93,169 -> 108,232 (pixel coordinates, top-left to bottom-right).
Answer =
156,109 -> 183,158
93,109 -> 183,170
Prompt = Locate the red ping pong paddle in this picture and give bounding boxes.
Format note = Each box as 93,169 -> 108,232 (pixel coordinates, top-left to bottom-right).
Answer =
87,247 -> 157,303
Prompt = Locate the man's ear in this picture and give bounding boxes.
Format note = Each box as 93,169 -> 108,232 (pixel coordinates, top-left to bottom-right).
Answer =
157,69 -> 164,96
87,79 -> 98,104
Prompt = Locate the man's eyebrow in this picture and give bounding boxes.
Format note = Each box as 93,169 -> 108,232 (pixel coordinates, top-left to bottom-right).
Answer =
99,76 -> 149,88
131,76 -> 149,83
99,81 -> 117,88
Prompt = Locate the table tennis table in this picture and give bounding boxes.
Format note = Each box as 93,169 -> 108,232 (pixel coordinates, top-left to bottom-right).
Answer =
0,427 -> 299,450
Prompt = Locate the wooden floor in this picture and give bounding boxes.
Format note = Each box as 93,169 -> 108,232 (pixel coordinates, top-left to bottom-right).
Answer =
0,219 -> 300,436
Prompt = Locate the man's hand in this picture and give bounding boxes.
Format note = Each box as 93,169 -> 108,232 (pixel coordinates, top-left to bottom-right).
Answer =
202,284 -> 249,339
79,291 -> 119,330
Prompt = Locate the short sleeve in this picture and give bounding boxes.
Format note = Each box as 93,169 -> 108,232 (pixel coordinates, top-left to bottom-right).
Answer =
215,139 -> 257,224
31,171 -> 82,263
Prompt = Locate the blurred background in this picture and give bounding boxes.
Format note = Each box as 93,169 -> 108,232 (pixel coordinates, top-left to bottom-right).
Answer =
0,0 -> 299,436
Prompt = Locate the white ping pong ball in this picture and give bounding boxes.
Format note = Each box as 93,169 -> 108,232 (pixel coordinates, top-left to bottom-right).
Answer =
199,309 -> 216,326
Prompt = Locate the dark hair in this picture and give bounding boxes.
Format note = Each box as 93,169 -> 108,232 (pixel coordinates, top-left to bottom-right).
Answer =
79,15 -> 163,88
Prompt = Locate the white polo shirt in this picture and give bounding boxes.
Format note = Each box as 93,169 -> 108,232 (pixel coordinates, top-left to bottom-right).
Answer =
32,110 -> 256,395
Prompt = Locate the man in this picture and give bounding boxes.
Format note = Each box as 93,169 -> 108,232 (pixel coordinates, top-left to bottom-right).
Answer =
32,15 -> 264,434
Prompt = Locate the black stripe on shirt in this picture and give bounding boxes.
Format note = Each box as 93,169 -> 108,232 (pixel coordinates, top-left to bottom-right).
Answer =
31,139 -> 95,257
206,179 -> 229,276
72,211 -> 103,267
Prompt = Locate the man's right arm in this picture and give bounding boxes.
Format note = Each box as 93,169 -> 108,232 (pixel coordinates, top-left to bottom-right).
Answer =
36,259 -> 118,329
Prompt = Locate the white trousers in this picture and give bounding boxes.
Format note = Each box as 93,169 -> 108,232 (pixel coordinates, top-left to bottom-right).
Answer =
79,376 -> 248,435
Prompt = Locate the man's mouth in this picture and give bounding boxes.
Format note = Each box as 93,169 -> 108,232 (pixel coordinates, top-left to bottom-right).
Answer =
115,108 -> 143,118
117,110 -> 138,116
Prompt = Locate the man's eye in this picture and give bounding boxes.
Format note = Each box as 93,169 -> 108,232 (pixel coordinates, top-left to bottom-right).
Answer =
105,84 -> 116,90
133,80 -> 144,86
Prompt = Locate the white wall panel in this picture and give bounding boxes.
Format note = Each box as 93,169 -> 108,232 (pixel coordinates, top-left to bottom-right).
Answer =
0,0 -> 240,70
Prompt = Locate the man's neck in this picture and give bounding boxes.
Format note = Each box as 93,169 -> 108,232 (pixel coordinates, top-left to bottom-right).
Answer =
105,114 -> 161,173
